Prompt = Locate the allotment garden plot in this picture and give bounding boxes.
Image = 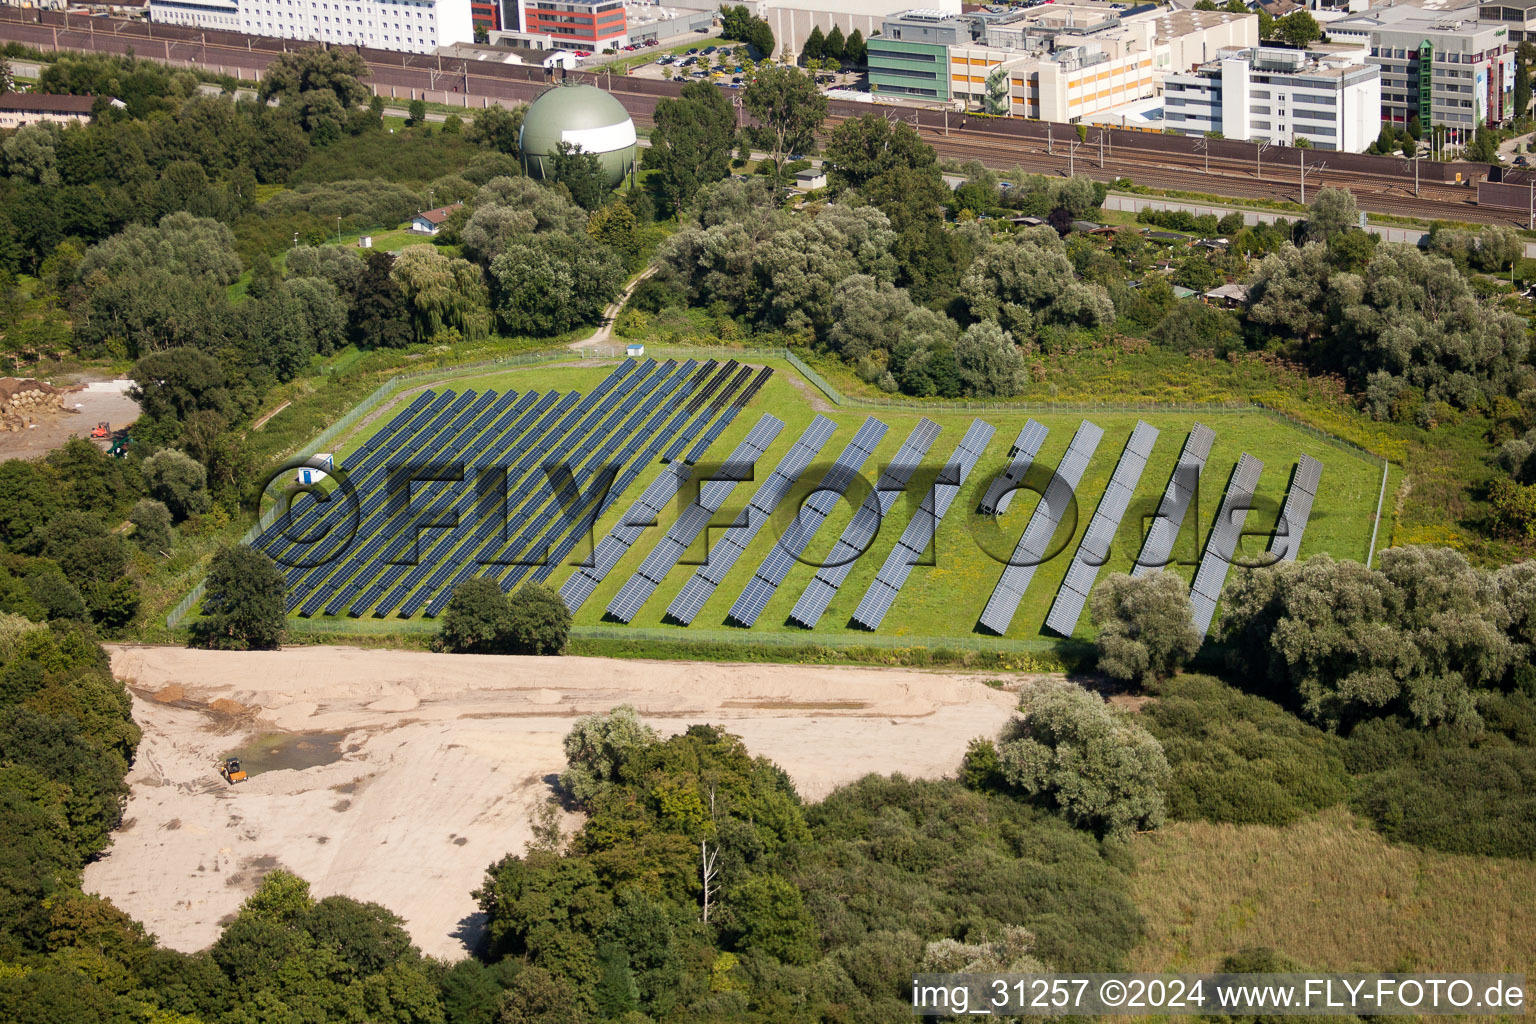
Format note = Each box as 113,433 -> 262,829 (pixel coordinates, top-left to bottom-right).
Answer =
252,359 -> 1387,642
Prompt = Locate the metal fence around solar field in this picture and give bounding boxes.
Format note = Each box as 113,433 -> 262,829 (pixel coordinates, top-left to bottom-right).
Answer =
169,342 -> 1396,632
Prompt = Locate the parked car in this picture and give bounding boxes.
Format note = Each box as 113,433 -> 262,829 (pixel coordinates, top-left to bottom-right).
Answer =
574,50 -> 592,56
1517,155 -> 1531,166
687,47 -> 699,54
703,45 -> 716,54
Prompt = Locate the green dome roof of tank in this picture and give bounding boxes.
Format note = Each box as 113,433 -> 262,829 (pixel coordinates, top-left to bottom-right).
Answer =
519,85 -> 637,188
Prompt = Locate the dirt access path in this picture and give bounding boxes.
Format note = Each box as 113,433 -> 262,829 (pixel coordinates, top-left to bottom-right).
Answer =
88,645 -> 1025,960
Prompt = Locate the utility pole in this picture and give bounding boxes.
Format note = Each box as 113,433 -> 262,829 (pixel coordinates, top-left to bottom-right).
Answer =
1195,136 -> 1209,174
1098,126 -> 1105,168
1047,123 -> 1053,155
1256,139 -> 1270,181
1299,152 -> 1326,205
1529,173 -> 1533,230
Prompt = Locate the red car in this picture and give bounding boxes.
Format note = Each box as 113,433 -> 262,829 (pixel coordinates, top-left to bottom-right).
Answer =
574,50 -> 592,56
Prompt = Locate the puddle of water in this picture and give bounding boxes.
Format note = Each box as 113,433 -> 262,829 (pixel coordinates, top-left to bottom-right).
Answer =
226,732 -> 349,776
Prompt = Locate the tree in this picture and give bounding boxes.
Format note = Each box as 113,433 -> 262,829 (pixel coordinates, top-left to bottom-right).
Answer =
845,28 -> 867,66
823,114 -> 936,195
390,245 -> 491,342
407,99 -> 427,126
1219,548 -> 1535,729
549,142 -> 610,211
465,102 -> 525,155
1516,54 -> 1532,119
192,545 -> 286,649
1304,186 -> 1358,241
490,231 -> 626,335
803,25 -> 826,62
1274,9 -> 1321,46
960,226 -> 1115,337
0,462 -> 60,552
559,704 -> 660,804
824,24 -> 847,64
645,82 -> 738,214
130,499 -> 174,555
439,578 -> 510,653
502,582 -> 572,655
142,449 -> 211,521
1088,572 -> 1201,686
995,680 -> 1171,839
742,65 -> 828,176
258,47 -> 370,111
953,320 -> 1026,397
349,251 -> 413,349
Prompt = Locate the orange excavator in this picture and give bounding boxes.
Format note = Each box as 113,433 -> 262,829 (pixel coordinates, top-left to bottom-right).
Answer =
90,421 -> 110,439
219,758 -> 248,784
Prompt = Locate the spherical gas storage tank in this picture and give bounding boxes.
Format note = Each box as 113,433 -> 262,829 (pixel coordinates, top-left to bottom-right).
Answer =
519,84 -> 638,188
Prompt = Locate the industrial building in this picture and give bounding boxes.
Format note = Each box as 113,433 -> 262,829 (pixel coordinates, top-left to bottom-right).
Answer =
519,84 -> 637,185
1327,6 -> 1514,130
1161,46 -> 1382,152
868,3 -> 1254,121
148,0 -> 475,52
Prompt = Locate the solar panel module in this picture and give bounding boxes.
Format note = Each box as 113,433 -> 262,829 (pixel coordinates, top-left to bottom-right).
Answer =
978,420 -> 1104,637
849,419 -> 995,631
1043,420 -> 1160,637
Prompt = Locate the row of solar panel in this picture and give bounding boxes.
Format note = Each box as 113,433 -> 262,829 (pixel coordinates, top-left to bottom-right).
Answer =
293,362 -> 644,617
416,360 -> 762,618
667,415 -> 840,626
1043,420 -> 1161,637
524,361 -> 748,592
556,363 -> 768,614
254,358 -> 773,619
725,417 -> 891,627
1189,453 -> 1265,637
788,418 -> 943,629
978,420 -> 1105,637
850,419 -> 996,631
607,414 -> 786,623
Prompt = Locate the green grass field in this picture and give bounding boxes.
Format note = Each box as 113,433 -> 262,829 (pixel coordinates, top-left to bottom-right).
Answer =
297,356 -> 1387,644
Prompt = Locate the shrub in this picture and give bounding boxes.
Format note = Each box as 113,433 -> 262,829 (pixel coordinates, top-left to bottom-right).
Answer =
1140,674 -> 1349,826
996,681 -> 1170,839
191,545 -> 285,650
438,580 -> 571,655
1088,571 -> 1201,686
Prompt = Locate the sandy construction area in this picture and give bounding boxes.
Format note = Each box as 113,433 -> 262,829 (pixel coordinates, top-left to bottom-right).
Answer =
87,645 -> 1023,960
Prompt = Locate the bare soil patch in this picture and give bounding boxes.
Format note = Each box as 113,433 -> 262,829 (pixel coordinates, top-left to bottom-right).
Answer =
88,645 -> 1024,959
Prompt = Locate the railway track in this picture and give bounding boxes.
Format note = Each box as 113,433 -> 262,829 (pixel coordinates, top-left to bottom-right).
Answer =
0,14 -> 1522,225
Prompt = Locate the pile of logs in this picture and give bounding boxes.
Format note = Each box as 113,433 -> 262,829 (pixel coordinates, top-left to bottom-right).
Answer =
0,378 -> 68,432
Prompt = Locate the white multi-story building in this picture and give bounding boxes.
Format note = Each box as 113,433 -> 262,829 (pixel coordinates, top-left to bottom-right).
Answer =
869,4 -> 1255,120
148,0 -> 474,53
1162,46 -> 1381,152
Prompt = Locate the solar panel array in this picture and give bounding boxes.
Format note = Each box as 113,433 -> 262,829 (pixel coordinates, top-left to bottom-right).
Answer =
486,360 -> 697,590
978,420 -> 1105,637
788,418 -> 942,629
1043,420 -> 1160,637
1189,453 -> 1264,637
668,416 -> 839,625
664,364 -> 749,463
850,419 -> 995,631
727,416 -> 888,627
684,366 -> 774,465
250,358 -> 780,620
1132,423 -> 1217,579
607,414 -> 785,623
1269,455 -> 1323,562
325,366 -> 636,617
977,420 -> 1049,515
